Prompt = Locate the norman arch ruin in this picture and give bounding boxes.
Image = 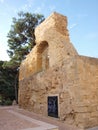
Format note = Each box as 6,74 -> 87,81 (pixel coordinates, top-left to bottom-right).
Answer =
18,12 -> 98,129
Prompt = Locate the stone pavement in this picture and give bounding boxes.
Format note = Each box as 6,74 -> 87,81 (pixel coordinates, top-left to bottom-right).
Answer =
86,127 -> 98,130
0,106 -> 58,130
0,106 -> 97,130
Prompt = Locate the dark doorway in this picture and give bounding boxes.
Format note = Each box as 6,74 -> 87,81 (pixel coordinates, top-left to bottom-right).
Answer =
48,96 -> 58,118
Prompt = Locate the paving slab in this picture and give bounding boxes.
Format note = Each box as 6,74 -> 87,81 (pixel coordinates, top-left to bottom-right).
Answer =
86,127 -> 98,130
0,106 -> 58,130
0,106 -> 83,130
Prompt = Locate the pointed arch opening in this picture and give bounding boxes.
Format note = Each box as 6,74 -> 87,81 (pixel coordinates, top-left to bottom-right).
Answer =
36,41 -> 49,72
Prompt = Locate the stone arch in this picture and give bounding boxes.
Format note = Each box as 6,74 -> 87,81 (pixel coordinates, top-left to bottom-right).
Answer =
36,41 -> 49,72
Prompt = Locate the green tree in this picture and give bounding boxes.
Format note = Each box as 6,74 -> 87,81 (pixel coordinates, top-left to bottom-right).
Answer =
3,12 -> 45,103
7,11 -> 44,68
0,61 -> 17,105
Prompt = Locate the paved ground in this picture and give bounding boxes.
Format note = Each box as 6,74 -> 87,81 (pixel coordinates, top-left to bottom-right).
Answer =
0,106 -> 97,130
86,127 -> 98,130
0,106 -> 58,130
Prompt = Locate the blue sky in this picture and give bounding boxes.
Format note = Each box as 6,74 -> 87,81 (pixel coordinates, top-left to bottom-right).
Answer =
0,0 -> 98,61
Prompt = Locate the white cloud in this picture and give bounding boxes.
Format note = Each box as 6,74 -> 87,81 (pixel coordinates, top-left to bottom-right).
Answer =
49,5 -> 56,12
76,14 -> 88,19
22,0 -> 35,11
69,23 -> 78,29
27,0 -> 35,5
0,0 -> 4,3
21,4 -> 28,11
14,0 -> 35,13
0,42 -> 10,61
34,7 -> 42,13
0,48 -> 10,61
0,34 -> 10,61
34,3 -> 45,13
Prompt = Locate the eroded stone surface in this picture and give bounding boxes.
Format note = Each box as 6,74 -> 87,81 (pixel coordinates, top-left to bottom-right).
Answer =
18,12 -> 98,129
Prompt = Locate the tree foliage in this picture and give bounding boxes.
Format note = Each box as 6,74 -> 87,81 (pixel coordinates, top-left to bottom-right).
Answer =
7,11 -> 44,68
1,12 -> 45,105
0,61 -> 17,105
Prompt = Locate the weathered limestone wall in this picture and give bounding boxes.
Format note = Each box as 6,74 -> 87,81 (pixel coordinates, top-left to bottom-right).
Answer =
19,46 -> 38,81
19,56 -> 77,118
19,55 -> 98,129
18,12 -> 98,129
19,56 -> 98,128
73,56 -> 98,128
35,12 -> 78,67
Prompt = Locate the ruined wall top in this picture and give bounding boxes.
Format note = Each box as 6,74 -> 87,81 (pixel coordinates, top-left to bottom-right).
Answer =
19,12 -> 78,80
35,12 -> 70,43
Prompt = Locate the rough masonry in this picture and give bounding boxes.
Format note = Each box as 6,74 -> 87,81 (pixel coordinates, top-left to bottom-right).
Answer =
18,12 -> 98,129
